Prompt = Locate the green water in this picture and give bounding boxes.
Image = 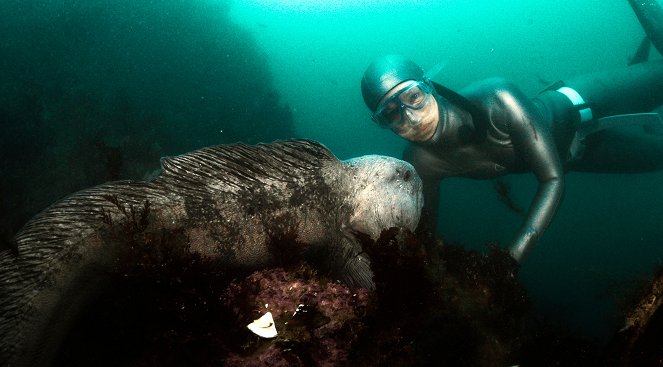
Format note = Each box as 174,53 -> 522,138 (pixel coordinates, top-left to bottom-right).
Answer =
228,0 -> 663,340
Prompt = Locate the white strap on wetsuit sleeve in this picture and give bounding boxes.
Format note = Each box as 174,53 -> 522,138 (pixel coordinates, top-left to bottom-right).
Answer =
557,86 -> 593,123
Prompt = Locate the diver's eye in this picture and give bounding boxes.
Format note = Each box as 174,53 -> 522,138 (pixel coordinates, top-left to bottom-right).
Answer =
403,88 -> 424,106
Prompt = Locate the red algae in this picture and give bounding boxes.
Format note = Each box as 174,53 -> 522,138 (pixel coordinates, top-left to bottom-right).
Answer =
223,266 -> 371,366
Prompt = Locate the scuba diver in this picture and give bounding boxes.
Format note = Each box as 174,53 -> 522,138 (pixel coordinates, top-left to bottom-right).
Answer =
360,0 -> 663,262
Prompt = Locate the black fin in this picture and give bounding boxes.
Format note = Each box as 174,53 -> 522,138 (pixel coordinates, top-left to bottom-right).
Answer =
628,36 -> 651,65
538,80 -> 565,94
583,113 -> 663,137
628,0 -> 663,56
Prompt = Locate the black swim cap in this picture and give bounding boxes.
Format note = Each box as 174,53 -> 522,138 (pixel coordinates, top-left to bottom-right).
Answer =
361,55 -> 425,112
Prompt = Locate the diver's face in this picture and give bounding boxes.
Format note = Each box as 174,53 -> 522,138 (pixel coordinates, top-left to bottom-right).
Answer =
375,80 -> 439,143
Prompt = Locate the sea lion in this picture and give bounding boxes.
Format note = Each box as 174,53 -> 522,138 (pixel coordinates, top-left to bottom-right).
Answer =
0,139 -> 422,367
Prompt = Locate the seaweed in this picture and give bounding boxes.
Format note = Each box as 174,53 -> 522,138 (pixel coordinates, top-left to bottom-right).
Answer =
493,178 -> 525,217
100,194 -> 151,233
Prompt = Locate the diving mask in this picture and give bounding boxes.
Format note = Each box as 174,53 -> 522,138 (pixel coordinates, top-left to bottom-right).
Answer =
372,80 -> 434,129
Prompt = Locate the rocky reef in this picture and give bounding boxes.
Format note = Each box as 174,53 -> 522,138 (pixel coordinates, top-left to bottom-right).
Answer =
46,225 -> 532,366
17,215 -> 663,366
603,265 -> 663,366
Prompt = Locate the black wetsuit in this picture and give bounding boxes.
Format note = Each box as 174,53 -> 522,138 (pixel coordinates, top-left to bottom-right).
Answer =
404,60 -> 663,261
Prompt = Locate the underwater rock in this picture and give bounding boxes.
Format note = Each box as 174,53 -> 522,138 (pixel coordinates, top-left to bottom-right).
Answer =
351,230 -> 529,367
603,266 -> 663,365
223,267 -> 370,366
217,230 -> 530,367
0,139 -> 422,367
0,218 -> 537,366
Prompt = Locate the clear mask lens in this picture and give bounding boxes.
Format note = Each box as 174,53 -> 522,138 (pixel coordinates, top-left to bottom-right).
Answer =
373,80 -> 433,128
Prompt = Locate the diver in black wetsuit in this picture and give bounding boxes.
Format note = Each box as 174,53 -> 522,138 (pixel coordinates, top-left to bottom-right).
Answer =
360,2 -> 663,262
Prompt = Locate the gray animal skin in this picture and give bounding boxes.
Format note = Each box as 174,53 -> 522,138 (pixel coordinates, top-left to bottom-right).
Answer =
0,139 -> 422,366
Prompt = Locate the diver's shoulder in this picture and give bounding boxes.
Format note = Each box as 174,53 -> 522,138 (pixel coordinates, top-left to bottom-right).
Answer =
461,78 -> 530,112
461,77 -> 520,96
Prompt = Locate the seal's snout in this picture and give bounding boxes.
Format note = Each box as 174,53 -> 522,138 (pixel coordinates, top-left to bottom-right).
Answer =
396,167 -> 413,182
343,155 -> 423,239
403,169 -> 412,182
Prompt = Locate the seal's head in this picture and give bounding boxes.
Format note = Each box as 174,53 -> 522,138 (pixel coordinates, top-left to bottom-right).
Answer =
342,155 -> 423,239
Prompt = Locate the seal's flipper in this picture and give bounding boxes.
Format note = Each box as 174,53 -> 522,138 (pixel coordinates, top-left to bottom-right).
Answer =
340,253 -> 375,290
629,36 -> 652,65
628,0 -> 663,56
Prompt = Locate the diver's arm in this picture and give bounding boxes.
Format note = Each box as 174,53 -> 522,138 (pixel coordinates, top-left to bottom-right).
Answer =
496,82 -> 565,262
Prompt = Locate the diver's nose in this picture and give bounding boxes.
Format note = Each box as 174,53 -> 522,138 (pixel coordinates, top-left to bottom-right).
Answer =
404,108 -> 422,127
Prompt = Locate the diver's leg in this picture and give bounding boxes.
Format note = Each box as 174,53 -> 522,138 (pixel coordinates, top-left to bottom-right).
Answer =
562,5 -> 663,181
564,60 -> 663,119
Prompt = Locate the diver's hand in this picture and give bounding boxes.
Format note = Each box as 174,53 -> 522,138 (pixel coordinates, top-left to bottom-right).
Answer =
509,226 -> 539,263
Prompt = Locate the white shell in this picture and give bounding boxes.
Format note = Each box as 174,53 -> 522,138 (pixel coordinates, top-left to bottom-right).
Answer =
247,311 -> 278,338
